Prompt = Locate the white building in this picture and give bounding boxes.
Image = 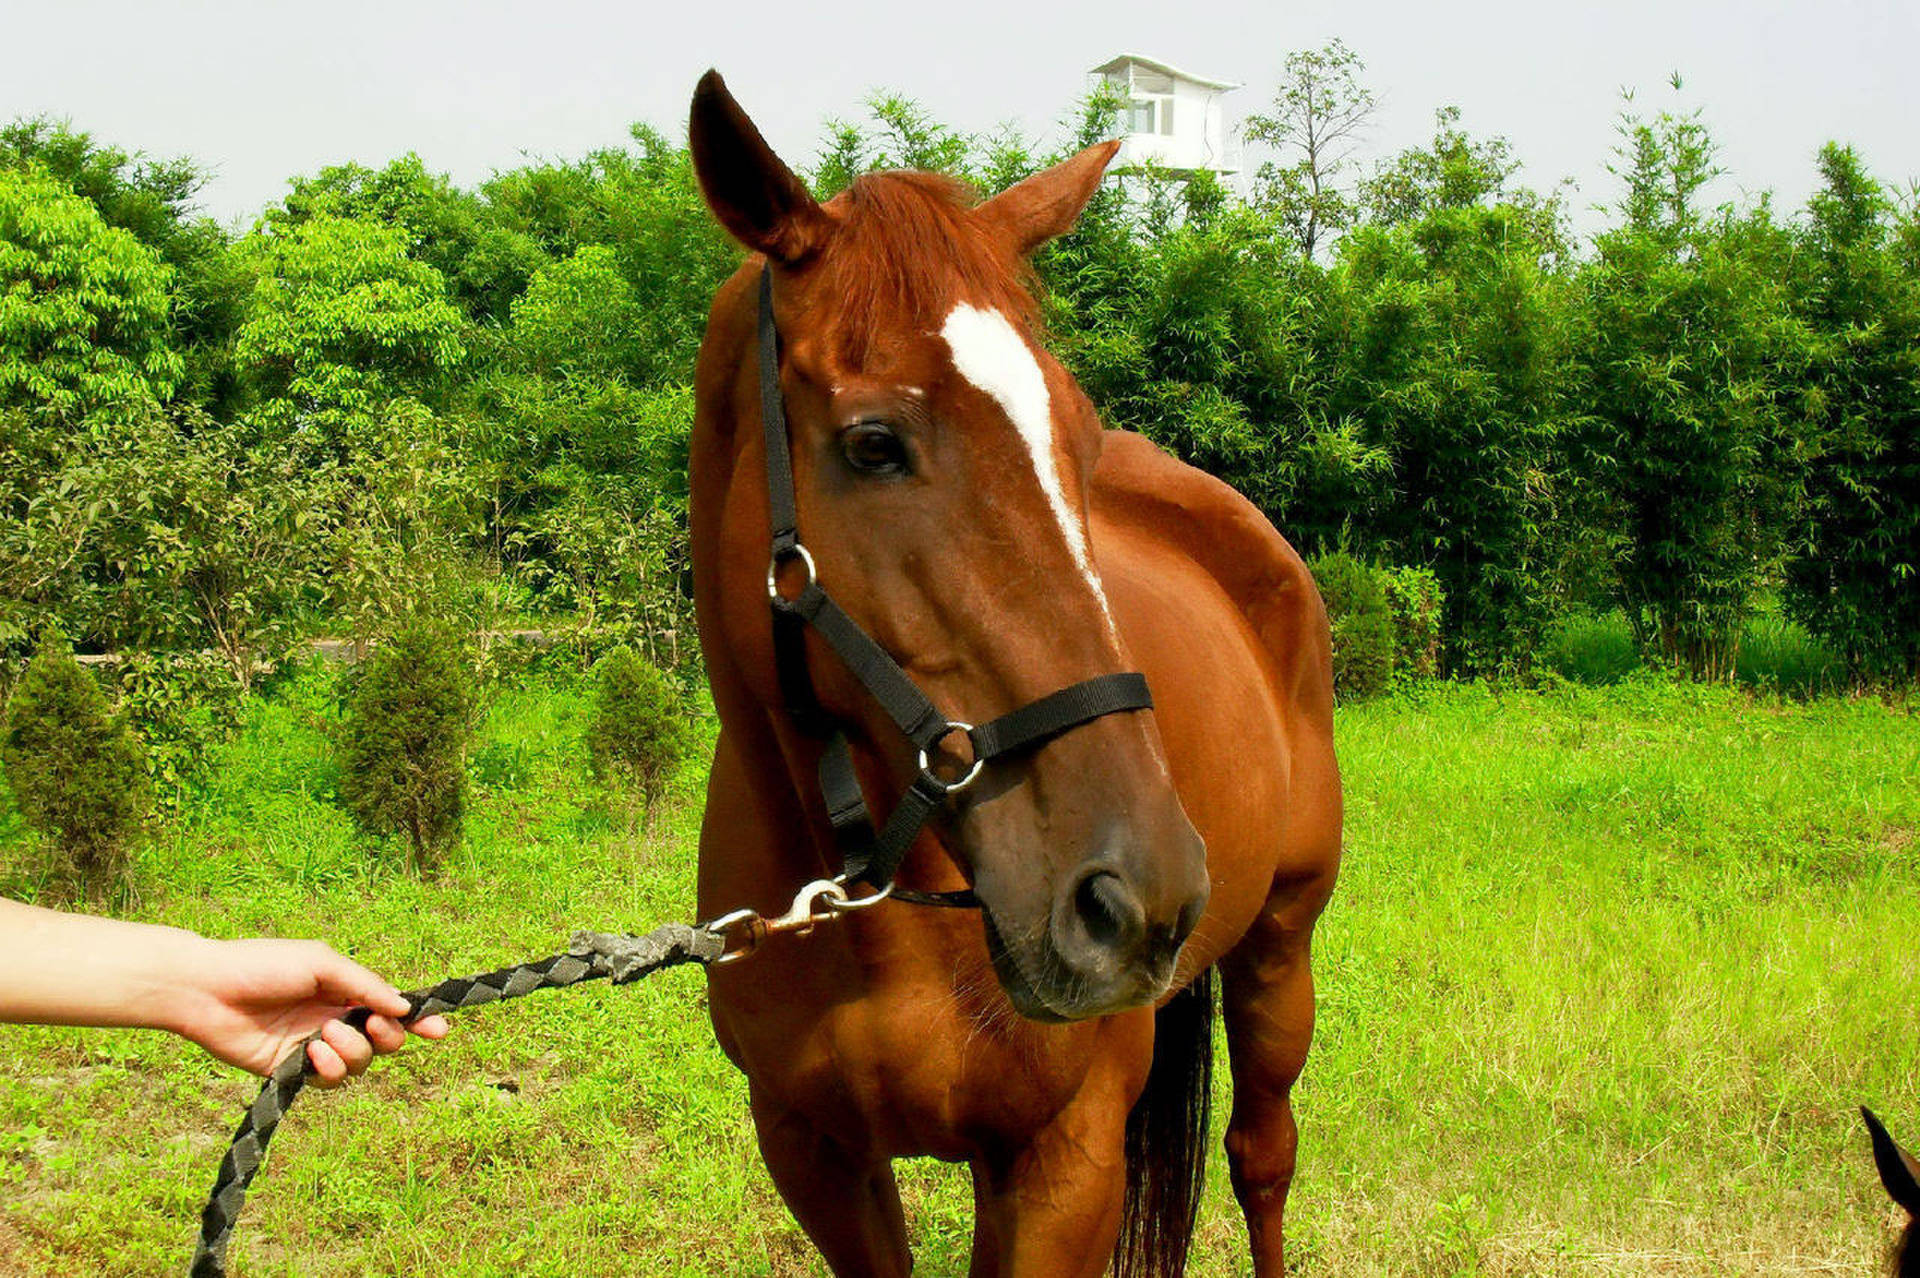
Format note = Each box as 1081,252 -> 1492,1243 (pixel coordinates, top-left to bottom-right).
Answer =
1091,54 -> 1241,179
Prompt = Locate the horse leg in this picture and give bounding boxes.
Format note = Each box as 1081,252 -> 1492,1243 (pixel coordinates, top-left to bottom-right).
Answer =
752,1092 -> 912,1277
965,1072 -> 1134,1278
1220,880 -> 1329,1277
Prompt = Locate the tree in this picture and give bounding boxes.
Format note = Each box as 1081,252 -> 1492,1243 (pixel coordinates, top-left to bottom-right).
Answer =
1243,40 -> 1376,261
510,245 -> 649,382
268,152 -> 547,324
1784,143 -> 1920,682
0,169 -> 182,415
234,214 -> 467,430
1576,95 -> 1811,680
2,632 -> 149,896
1360,106 -> 1544,231
1325,206 -> 1579,672
2,117 -> 249,409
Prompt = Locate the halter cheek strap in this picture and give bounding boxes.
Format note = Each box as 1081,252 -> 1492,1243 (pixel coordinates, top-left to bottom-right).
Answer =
755,265 -> 1153,905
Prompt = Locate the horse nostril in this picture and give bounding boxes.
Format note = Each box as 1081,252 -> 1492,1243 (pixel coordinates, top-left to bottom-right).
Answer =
1072,870 -> 1145,952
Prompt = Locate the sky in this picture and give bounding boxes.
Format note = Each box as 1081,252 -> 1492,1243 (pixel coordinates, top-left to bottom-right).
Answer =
3,0 -> 1915,238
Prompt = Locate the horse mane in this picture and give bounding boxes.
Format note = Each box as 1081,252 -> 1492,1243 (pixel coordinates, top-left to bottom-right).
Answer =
815,170 -> 1041,363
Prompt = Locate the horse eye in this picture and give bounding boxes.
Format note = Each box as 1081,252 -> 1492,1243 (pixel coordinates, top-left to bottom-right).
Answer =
840,421 -> 910,476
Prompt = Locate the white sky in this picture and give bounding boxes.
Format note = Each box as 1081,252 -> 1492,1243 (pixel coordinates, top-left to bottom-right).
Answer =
2,0 -> 1914,239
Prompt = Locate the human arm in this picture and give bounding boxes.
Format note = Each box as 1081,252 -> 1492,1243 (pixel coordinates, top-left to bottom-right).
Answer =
0,899 -> 448,1084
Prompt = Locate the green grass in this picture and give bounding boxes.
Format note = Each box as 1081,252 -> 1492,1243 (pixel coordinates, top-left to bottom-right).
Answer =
1542,603 -> 1848,698
2,671 -> 1916,1274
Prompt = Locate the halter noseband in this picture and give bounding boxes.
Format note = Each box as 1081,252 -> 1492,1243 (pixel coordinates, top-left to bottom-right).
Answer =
755,266 -> 1153,907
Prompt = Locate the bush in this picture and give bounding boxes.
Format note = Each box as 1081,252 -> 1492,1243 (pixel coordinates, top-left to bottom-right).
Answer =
586,644 -> 690,806
1734,605 -> 1845,698
109,650 -> 244,811
0,634 -> 148,896
1308,553 -> 1394,702
1542,609 -> 1642,685
337,622 -> 475,870
1380,565 -> 1445,680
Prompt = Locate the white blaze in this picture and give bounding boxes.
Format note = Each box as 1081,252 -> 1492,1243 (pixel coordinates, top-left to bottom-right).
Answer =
939,304 -> 1115,631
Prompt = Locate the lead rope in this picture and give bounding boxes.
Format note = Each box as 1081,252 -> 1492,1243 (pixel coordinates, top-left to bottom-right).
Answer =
187,885 -> 863,1278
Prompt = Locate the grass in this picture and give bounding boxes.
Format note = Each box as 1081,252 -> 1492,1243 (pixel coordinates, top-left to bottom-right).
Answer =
1541,602 -> 1847,697
1,667 -> 1916,1274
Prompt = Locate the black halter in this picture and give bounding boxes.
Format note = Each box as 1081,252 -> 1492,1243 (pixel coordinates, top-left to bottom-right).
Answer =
755,266 -> 1153,907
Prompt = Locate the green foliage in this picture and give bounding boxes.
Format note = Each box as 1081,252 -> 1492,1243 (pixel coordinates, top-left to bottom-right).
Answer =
309,400 -> 491,649
235,214 -> 466,426
109,649 -> 244,808
269,153 -> 546,324
1327,206 -> 1577,671
0,168 -> 182,414
586,644 -> 691,805
0,116 -> 243,405
510,245 -> 649,381
1309,552 -> 1394,701
0,633 -> 148,893
6,77 -> 1920,693
1542,609 -> 1643,685
0,402 -> 321,663
336,621 -> 475,870
1380,565 -> 1445,681
1243,40 -> 1376,261
1575,93 -> 1812,681
1783,143 -> 1920,683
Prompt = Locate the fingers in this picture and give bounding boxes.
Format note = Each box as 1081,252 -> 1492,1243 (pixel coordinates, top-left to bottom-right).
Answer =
408,1014 -> 451,1041
306,1038 -> 349,1087
303,1011 -> 452,1085
361,1014 -> 407,1054
305,944 -> 412,1021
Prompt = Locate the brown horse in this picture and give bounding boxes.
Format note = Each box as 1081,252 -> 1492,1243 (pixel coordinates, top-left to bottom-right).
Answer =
1864,1109 -> 1920,1276
686,71 -> 1341,1276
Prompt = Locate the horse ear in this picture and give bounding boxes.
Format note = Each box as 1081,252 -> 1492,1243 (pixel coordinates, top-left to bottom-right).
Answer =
974,139 -> 1122,257
689,70 -> 831,264
1864,1108 -> 1920,1216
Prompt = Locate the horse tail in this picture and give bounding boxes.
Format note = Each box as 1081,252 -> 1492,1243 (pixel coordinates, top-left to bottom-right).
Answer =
1113,965 -> 1216,1278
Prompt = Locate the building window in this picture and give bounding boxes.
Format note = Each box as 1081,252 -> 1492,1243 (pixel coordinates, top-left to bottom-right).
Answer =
1128,98 -> 1157,134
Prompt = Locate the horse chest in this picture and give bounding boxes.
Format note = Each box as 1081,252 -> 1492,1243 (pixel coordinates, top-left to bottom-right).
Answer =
712,941 -> 1109,1158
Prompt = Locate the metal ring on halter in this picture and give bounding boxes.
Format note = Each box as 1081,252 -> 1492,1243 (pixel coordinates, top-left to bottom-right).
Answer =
826,876 -> 895,912
703,908 -> 763,965
766,542 -> 817,601
917,721 -> 984,794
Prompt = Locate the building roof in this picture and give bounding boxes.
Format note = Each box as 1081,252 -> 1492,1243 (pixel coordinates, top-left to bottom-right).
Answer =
1089,54 -> 1239,92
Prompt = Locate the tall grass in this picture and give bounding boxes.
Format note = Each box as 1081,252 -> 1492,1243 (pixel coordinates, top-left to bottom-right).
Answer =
1543,601 -> 1850,698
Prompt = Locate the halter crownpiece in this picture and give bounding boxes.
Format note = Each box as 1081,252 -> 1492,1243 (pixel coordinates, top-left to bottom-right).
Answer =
754,264 -> 1154,903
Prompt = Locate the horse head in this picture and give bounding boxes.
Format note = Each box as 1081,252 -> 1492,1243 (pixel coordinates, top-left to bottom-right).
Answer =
688,72 -> 1209,1021
1865,1108 -> 1920,1276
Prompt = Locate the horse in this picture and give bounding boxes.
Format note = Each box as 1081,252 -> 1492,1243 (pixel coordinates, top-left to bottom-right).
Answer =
1864,1108 -> 1920,1276
685,70 -> 1341,1277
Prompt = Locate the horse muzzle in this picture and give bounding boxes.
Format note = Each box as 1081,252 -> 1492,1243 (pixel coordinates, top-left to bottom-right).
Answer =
979,832 -> 1210,1022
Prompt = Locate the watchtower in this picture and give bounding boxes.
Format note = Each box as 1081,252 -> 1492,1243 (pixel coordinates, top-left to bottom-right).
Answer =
1091,54 -> 1241,178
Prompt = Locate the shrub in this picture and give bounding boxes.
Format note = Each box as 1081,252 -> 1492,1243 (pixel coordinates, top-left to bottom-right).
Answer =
337,621 -> 475,870
109,650 -> 244,811
586,644 -> 690,806
1380,565 -> 1445,681
1308,553 -> 1394,702
1542,609 -> 1642,685
0,634 -> 148,895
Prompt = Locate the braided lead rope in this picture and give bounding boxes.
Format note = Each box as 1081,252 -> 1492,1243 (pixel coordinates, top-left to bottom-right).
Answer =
189,922 -> 725,1278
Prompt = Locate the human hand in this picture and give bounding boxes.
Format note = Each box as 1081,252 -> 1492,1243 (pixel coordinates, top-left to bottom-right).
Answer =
167,938 -> 450,1085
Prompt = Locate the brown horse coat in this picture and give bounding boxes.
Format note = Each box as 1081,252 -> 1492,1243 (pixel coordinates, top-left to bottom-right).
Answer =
687,72 -> 1340,1277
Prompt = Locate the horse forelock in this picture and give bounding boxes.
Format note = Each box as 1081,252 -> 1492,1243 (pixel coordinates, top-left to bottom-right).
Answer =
811,171 -> 1039,365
